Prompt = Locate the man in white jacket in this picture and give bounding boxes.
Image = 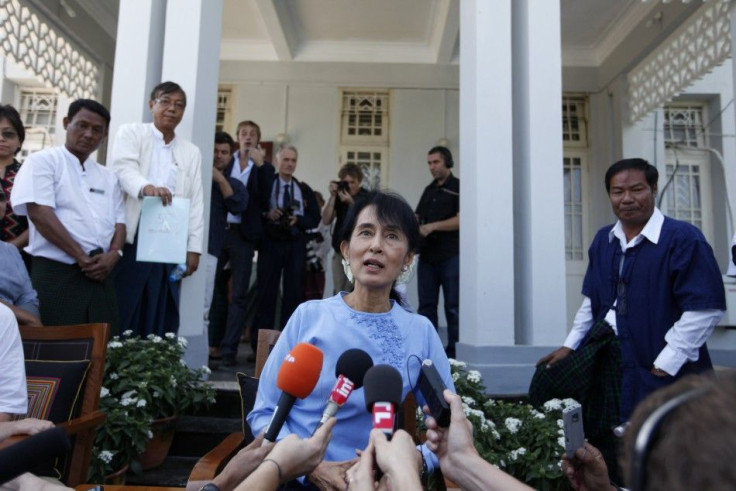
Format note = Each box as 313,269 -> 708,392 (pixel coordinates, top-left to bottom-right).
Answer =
110,81 -> 204,336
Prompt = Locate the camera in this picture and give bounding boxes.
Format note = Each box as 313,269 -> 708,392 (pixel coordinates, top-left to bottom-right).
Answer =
276,202 -> 300,232
337,181 -> 350,193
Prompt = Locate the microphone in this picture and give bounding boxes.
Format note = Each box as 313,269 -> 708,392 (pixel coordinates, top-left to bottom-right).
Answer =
314,349 -> 374,433
264,342 -> 324,443
363,364 -> 403,438
0,427 -> 70,484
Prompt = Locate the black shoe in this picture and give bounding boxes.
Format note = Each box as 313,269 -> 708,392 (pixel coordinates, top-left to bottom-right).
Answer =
445,348 -> 456,359
222,356 -> 237,367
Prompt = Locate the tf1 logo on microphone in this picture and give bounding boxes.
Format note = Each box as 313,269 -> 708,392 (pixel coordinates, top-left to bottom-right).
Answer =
284,353 -> 295,363
372,401 -> 394,434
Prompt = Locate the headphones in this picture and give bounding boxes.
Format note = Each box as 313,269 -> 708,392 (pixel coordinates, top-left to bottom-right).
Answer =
429,146 -> 454,169
630,385 -> 709,491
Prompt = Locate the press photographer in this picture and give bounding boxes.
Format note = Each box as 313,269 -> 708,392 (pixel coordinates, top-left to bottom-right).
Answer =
255,145 -> 320,338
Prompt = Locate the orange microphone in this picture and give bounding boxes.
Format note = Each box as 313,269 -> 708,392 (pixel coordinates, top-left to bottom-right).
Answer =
264,342 -> 324,442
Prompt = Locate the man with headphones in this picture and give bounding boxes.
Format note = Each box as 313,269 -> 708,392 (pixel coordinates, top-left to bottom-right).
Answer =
415,145 -> 460,358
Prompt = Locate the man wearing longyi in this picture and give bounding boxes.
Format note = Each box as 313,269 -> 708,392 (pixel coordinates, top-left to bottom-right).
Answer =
11,99 -> 125,332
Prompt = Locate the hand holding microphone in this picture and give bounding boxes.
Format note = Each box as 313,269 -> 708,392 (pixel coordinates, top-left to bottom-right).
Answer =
314,348 -> 373,433
264,342 -> 324,443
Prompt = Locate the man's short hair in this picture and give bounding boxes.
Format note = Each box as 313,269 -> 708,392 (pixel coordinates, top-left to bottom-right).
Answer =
428,145 -> 454,168
338,163 -> 363,182
215,131 -> 235,147
149,81 -> 187,106
605,158 -> 658,193
276,144 -> 298,161
622,373 -> 736,490
67,99 -> 111,128
0,104 -> 25,153
235,120 -> 261,142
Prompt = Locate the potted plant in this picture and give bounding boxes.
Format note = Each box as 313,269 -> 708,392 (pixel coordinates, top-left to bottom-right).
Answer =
89,331 -> 216,481
418,359 -> 572,490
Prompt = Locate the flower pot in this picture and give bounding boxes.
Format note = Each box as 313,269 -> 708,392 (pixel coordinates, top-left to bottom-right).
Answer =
139,415 -> 178,470
104,464 -> 129,485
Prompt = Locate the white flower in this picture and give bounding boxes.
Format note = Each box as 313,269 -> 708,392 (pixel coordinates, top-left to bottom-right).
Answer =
451,372 -> 460,382
170,375 -> 177,388
498,459 -> 506,468
100,387 -> 110,398
509,447 -> 527,461
180,359 -> 187,366
153,390 -> 161,398
138,381 -> 148,389
557,419 -> 564,429
178,336 -> 188,348
136,399 -> 147,408
557,436 -> 566,448
108,341 -> 123,349
531,409 -> 546,419
484,399 -> 496,408
123,330 -> 133,337
147,430 -> 154,439
165,332 -> 176,339
120,397 -> 135,407
562,398 -> 579,409
492,429 -> 501,440
448,358 -> 466,368
122,390 -> 137,400
98,450 -> 115,463
201,365 -> 212,375
466,370 -> 481,383
504,417 -> 522,434
543,399 -> 563,412
152,335 -> 163,343
462,396 -> 476,407
109,372 -> 119,380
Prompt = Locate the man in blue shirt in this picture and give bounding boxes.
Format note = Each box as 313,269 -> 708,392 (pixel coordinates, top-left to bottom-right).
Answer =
536,158 -> 725,476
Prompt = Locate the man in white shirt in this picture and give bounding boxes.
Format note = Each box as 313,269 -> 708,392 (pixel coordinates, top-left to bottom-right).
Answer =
110,81 -> 204,337
11,99 -> 125,332
534,158 -> 725,477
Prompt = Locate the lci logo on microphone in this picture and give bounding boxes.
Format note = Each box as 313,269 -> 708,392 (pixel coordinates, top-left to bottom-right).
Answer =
284,354 -> 296,363
372,401 -> 394,432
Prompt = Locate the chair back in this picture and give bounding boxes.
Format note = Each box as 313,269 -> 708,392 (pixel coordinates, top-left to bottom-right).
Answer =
254,329 -> 281,378
20,323 -> 109,486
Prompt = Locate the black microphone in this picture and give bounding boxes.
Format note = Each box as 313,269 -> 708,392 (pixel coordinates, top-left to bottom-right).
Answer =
264,343 -> 324,443
0,427 -> 70,484
314,349 -> 373,433
363,364 -> 403,438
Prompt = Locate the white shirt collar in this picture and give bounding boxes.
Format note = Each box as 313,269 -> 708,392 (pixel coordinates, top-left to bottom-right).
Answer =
609,207 -> 664,247
151,124 -> 175,148
61,145 -> 90,170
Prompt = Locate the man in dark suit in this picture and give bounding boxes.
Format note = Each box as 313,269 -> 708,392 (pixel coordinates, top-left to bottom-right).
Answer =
254,145 -> 319,341
218,120 -> 275,366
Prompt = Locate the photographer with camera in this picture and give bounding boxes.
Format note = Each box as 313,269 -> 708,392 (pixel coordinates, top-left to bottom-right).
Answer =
321,163 -> 368,294
254,145 -> 319,336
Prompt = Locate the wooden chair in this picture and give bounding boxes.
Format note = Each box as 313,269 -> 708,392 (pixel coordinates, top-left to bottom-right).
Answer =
187,329 -> 280,490
0,324 -> 109,487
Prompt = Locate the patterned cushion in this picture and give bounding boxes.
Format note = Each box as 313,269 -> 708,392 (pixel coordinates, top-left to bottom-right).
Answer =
25,360 -> 90,424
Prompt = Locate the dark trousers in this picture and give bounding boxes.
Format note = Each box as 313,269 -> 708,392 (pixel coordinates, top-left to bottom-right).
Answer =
219,226 -> 256,358
417,255 -> 459,354
254,237 -> 306,345
114,240 -> 179,337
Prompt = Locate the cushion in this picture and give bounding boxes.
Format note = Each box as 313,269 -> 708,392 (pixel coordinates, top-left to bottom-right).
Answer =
25,359 -> 90,424
236,372 -> 259,445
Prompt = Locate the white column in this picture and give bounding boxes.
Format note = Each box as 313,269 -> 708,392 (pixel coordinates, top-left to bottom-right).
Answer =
512,0 -> 567,345
109,0 -> 167,140
160,0 -> 223,372
459,0 -> 515,346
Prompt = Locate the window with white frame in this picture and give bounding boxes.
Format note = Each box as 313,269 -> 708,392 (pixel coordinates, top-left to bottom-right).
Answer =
340,89 -> 389,189
562,96 -> 587,147
563,155 -> 585,260
18,89 -> 58,159
662,104 -> 712,241
216,87 -> 233,134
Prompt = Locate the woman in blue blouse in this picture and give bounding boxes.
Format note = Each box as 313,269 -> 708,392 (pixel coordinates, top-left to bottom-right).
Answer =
248,191 -> 454,489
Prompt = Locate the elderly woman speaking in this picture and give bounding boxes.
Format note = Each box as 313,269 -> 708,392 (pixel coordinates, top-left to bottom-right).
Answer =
248,191 -> 454,489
